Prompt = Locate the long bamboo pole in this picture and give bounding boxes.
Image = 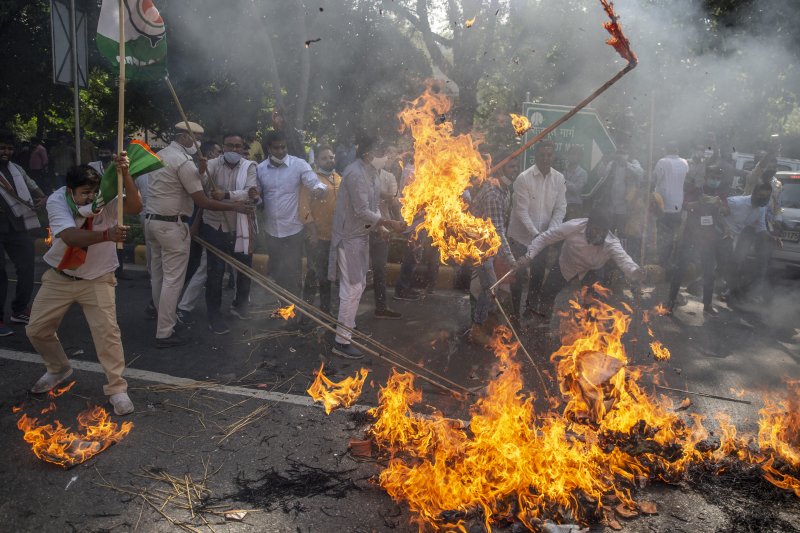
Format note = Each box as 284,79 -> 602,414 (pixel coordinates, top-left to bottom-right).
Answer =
193,236 -> 471,398
115,0 -> 126,250
164,75 -> 217,191
489,61 -> 637,176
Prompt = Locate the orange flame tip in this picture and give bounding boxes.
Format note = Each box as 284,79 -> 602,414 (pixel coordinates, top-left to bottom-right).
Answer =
307,364 -> 369,415
276,304 -> 296,320
509,113 -> 531,136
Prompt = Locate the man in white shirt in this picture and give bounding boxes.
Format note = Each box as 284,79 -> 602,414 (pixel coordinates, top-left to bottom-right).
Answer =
521,208 -> 644,322
506,140 -> 567,318
654,142 -> 689,264
201,133 -> 259,334
256,130 -> 327,309
26,159 -> 141,415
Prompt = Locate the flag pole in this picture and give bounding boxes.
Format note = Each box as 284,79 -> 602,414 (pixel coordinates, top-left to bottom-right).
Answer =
115,0 -> 126,250
164,75 -> 217,190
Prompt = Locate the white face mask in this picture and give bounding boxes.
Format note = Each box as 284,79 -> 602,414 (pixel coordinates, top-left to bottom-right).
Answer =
371,156 -> 388,171
184,140 -> 199,156
223,151 -> 242,165
270,154 -> 287,166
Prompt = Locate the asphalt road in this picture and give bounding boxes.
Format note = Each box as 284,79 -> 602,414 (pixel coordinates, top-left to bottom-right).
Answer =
1,258 -> 799,532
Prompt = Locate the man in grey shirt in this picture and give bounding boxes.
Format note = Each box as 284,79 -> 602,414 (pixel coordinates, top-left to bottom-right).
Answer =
328,138 -> 404,359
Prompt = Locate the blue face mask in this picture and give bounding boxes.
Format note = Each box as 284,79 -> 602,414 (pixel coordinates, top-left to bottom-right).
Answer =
223,151 -> 242,165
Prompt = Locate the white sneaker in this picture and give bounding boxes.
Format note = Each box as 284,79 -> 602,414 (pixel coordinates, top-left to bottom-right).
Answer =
109,392 -> 134,416
30,368 -> 74,394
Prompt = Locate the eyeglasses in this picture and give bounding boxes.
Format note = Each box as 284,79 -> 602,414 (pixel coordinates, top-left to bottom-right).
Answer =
224,143 -> 244,149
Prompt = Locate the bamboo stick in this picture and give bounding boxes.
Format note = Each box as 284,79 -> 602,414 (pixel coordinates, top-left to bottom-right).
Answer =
115,0 -> 126,250
654,385 -> 752,405
193,236 -> 471,398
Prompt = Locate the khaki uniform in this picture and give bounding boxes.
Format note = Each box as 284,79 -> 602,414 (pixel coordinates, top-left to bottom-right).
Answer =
145,141 -> 204,339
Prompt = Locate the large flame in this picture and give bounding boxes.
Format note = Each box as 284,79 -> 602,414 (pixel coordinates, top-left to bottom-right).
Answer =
17,406 -> 133,468
366,293 -> 800,530
398,85 -> 501,264
307,364 -> 369,415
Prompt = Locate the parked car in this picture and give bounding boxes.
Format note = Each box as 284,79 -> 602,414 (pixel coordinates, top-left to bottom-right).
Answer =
771,171 -> 800,270
731,153 -> 800,193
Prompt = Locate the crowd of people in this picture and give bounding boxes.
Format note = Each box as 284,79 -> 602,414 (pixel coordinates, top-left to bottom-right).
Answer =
0,116 -> 787,415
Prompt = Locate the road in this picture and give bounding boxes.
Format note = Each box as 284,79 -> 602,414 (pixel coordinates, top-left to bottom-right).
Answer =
0,257 -> 798,532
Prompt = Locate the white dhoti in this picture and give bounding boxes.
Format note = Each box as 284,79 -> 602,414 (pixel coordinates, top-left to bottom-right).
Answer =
333,235 -> 369,345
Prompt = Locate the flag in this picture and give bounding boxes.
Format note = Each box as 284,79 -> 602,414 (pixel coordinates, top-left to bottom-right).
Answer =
96,0 -> 168,80
94,140 -> 163,209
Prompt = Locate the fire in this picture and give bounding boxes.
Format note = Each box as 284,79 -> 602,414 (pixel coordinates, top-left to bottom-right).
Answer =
367,296 -> 769,530
17,406 -> 133,468
45,227 -> 53,247
649,341 -> 670,361
276,304 -> 296,320
307,364 -> 369,415
465,16 -> 476,28
48,380 -> 76,399
600,0 -> 638,65
509,113 -> 532,136
653,303 -> 669,316
398,84 -> 501,264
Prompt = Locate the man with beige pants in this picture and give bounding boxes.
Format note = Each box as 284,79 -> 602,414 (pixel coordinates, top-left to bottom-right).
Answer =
146,122 -> 252,347
27,160 -> 141,415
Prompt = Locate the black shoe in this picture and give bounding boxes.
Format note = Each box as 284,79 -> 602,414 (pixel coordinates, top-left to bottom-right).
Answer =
332,342 -> 364,359
156,333 -> 188,348
374,308 -> 402,320
209,316 -> 230,335
176,309 -> 195,325
393,289 -> 421,301
703,306 -> 719,316
145,302 -> 157,319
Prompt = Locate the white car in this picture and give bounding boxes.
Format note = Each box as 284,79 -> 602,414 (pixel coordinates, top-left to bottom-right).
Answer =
772,171 -> 800,269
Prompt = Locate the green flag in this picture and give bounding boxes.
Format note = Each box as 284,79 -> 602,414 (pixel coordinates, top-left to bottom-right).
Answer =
96,0 -> 167,80
95,140 -> 163,209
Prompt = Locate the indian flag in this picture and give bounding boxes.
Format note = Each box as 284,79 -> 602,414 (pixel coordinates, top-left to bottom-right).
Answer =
94,140 -> 163,210
96,0 -> 167,80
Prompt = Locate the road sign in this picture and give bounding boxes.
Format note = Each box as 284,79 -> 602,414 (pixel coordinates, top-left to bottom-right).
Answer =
521,103 -> 615,183
51,0 -> 88,88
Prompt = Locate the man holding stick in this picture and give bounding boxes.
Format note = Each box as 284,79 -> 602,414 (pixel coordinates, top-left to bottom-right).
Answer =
146,122 -> 252,347
27,159 -> 140,415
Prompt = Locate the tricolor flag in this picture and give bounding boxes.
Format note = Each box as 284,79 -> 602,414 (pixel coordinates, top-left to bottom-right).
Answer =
96,0 -> 167,80
94,140 -> 163,209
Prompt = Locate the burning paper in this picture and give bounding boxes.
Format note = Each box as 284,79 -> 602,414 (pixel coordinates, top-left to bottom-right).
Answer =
17,406 -> 133,468
398,84 -> 501,264
464,16 -> 476,28
510,113 -> 532,136
307,364 -> 369,415
45,227 -> 53,247
275,304 -> 296,320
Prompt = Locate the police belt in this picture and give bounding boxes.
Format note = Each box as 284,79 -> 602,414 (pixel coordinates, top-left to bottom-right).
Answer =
145,213 -> 191,223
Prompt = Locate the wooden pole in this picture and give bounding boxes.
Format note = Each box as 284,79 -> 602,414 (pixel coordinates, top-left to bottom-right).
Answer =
164,75 -> 216,190
489,62 -> 636,176
115,0 -> 126,250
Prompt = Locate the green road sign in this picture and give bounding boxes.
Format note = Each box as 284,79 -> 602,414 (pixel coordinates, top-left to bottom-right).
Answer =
521,103 -> 616,184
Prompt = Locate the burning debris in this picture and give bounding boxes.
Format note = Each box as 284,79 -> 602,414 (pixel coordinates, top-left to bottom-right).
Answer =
16,403 -> 133,468
273,304 -> 296,320
44,226 -> 53,247
600,0 -> 637,65
306,364 -> 369,414
356,296 -> 800,531
649,340 -> 671,361
464,16 -> 476,28
510,113 -> 532,136
398,84 -> 501,264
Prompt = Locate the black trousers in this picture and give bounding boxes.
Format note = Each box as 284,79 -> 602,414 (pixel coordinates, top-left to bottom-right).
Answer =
0,230 -> 34,320
266,231 -> 305,296
510,239 -> 549,316
302,239 -> 333,313
539,260 -> 602,318
668,234 -> 718,308
201,224 -> 252,318
370,233 -> 389,311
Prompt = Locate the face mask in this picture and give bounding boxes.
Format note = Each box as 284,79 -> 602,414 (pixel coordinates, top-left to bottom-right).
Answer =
270,154 -> 287,166
223,151 -> 242,165
184,140 -> 199,156
318,164 -> 335,175
371,156 -> 388,171
705,179 -> 721,189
